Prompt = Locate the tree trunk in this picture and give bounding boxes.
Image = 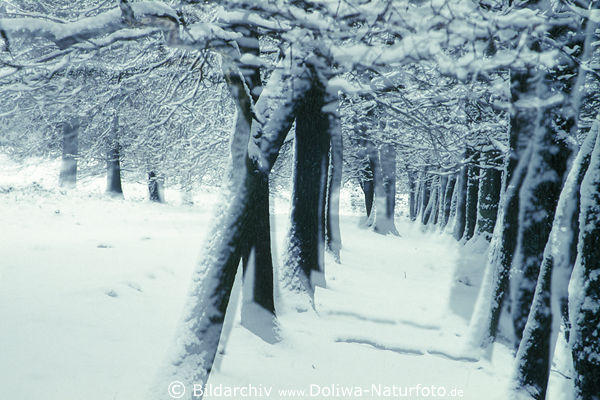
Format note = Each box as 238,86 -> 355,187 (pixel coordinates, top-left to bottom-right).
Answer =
509,111 -> 571,343
569,125 -> 600,400
106,115 -> 123,196
512,123 -> 597,400
510,6 -> 594,395
407,169 -> 418,221
469,44 -> 541,346
283,69 -> 331,297
58,117 -> 79,188
441,174 -> 457,229
476,149 -> 502,240
359,150 -> 375,219
148,171 -> 163,202
468,143 -> 532,349
463,149 -> 480,242
221,32 -> 279,340
453,160 -> 469,241
326,124 -> 343,263
373,143 -> 399,235
423,176 -> 438,226
160,50 -> 313,399
436,174 -> 448,227
419,173 -> 432,225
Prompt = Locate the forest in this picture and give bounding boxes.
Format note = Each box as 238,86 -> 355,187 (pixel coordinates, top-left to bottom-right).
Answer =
0,0 -> 599,399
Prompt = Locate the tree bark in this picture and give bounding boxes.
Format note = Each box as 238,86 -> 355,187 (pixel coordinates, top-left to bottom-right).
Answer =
441,174 -> 457,229
407,169 -> 418,221
419,172 -> 431,225
372,143 -> 399,235
467,143 -> 532,350
569,125 -> 600,400
283,68 -> 331,295
476,149 -> 502,240
148,171 -> 163,202
106,115 -> 123,196
58,117 -> 79,188
510,110 -> 571,343
326,124 -> 343,263
453,159 -> 469,241
512,124 -> 597,400
221,30 -> 279,339
463,149 -> 480,242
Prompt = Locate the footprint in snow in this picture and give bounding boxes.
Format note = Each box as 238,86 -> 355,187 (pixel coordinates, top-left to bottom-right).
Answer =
97,243 -> 113,248
125,281 -> 143,292
105,289 -> 118,298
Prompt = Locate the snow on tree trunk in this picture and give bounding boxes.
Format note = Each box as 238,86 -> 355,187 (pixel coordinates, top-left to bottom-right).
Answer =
157,171 -> 253,398
157,53 -> 311,399
453,158 -> 469,241
510,100 -> 571,344
445,173 -> 459,234
58,117 -> 79,188
372,143 -> 399,235
552,122 -> 599,346
282,66 -> 331,300
568,124 -> 600,400
511,4 -> 597,392
221,32 -> 279,340
468,143 -> 532,349
441,174 -> 457,229
326,118 -> 343,263
511,122 -> 598,400
436,173 -> 448,227
423,176 -> 438,226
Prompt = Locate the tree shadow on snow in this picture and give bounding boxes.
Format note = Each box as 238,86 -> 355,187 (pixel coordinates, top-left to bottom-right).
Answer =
447,235 -> 489,321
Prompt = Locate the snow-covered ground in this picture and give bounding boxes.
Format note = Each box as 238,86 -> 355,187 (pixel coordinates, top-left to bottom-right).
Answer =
0,156 -> 568,399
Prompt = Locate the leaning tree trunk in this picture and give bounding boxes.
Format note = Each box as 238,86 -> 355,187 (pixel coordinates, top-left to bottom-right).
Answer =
509,111 -> 571,343
106,115 -> 123,196
58,117 -> 79,188
569,125 -> 600,400
512,124 -> 597,400
157,51 -> 311,399
468,39 -> 542,347
222,30 -> 279,338
468,143 -> 532,349
510,7 -> 595,396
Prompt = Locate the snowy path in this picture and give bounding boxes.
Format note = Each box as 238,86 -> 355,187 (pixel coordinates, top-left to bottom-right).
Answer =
0,188 -> 515,400
209,218 -> 513,400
